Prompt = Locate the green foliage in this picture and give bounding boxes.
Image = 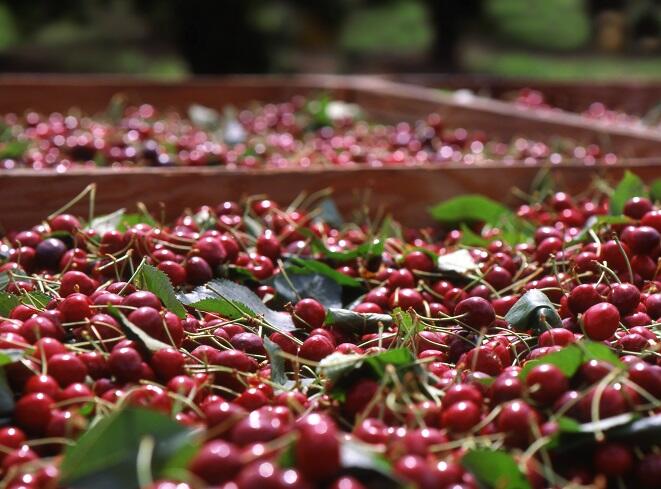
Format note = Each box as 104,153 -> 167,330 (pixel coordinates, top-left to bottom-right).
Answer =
485,0 -> 590,51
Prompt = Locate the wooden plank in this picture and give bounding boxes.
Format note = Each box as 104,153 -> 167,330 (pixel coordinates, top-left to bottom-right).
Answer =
2,162 -> 660,231
387,73 -> 661,115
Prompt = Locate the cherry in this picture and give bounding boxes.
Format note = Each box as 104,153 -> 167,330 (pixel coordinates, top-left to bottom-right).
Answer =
593,442 -> 633,477
389,288 -> 424,313
295,414 -> 340,481
25,374 -> 61,399
625,226 -> 660,255
231,409 -> 287,446
403,251 -> 434,273
299,334 -> 334,361
150,348 -> 185,381
122,290 -> 161,309
387,269 -> 416,289
441,400 -> 481,432
329,477 -> 366,489
582,302 -> 620,341
192,237 -> 227,267
490,374 -> 523,403
460,346 -> 503,376
455,297 -> 495,329
47,353 -> 88,387
0,426 -> 27,454
189,440 -> 242,485
608,283 -> 641,315
624,197 -> 653,219
13,392 -> 54,435
636,453 -> 661,489
394,455 -> 440,489
497,400 -> 537,441
343,378 -> 379,418
443,383 -> 483,407
628,362 -> 661,398
203,400 -> 246,434
538,328 -> 575,347
109,346 -> 143,383
35,238 -> 67,269
568,284 -> 602,315
59,271 -> 97,296
525,364 -> 568,405
293,298 -> 326,330
185,256 -> 213,285
157,261 -> 187,286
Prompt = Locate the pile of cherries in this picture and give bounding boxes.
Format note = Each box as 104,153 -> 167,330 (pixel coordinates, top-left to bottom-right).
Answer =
514,88 -> 661,131
0,188 -> 659,489
0,96 -> 613,172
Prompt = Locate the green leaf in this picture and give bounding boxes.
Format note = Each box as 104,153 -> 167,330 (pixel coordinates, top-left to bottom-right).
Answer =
107,306 -> 171,353
0,349 -> 23,418
462,449 -> 532,489
651,179 -> 661,203
263,337 -> 287,385
119,212 -> 157,231
363,348 -> 415,377
0,273 -> 10,292
60,407 -> 198,489
273,271 -> 342,309
325,308 -> 393,331
301,230 -> 384,262
520,341 -> 623,381
610,171 -> 647,216
579,341 -> 624,368
0,140 -> 29,159
505,289 -> 561,333
287,258 -> 361,287
137,264 -> 187,319
459,223 -> 490,247
520,344 -> 583,380
393,308 -> 421,345
87,209 -> 126,234
340,439 -> 400,488
0,292 -> 19,317
182,279 -> 295,332
429,195 -> 510,225
21,291 -> 51,310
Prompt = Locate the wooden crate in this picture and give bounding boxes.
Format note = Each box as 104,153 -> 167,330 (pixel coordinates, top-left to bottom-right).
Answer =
2,162 -> 661,231
388,74 -> 661,117
0,75 -> 660,231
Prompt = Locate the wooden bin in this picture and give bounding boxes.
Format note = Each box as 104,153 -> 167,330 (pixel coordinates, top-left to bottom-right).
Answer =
388,74 -> 661,118
0,75 -> 660,231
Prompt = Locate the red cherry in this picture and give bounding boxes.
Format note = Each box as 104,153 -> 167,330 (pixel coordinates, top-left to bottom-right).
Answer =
525,363 -> 568,405
582,302 -> 620,341
189,440 -> 241,485
441,400 -> 481,432
295,414 -> 340,481
293,298 -> 326,330
13,392 -> 54,435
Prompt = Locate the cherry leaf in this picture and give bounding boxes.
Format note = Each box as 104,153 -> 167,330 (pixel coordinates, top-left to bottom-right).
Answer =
137,264 -> 187,319
505,289 -> 561,332
60,407 -> 198,489
610,171 -> 646,216
462,449 -> 532,489
181,279 -> 295,332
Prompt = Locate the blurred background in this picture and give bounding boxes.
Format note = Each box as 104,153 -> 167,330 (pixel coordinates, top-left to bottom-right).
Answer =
0,0 -> 658,79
